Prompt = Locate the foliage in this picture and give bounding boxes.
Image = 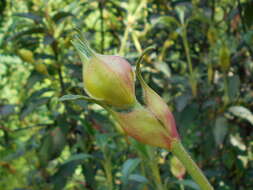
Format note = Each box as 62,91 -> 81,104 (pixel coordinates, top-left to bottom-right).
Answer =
0,0 -> 253,190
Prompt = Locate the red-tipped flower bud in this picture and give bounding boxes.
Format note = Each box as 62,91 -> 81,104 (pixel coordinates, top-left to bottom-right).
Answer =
112,104 -> 173,149
136,49 -> 179,143
72,35 -> 136,109
141,82 -> 179,140
72,37 -> 179,150
110,47 -> 180,150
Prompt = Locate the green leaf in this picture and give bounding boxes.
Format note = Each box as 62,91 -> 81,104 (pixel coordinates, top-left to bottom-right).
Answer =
121,158 -> 141,183
228,75 -> 240,100
157,16 -> 180,27
59,94 -> 103,107
59,94 -> 85,101
50,160 -> 79,190
43,35 -> 55,45
0,104 -> 15,118
154,61 -> 171,78
20,97 -> 50,120
95,133 -> 117,150
62,153 -> 93,164
52,11 -> 73,24
26,71 -> 45,89
228,106 -> 253,126
213,116 -> 228,145
173,179 -> 200,190
38,127 -> 66,166
244,1 -> 253,28
9,27 -> 45,41
14,12 -> 43,23
175,94 -> 191,112
128,174 -> 148,183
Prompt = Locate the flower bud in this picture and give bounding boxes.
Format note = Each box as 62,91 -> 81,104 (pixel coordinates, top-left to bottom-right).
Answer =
18,49 -> 34,63
207,27 -> 217,46
72,35 -> 136,109
141,83 -> 179,140
112,104 -> 174,149
136,50 -> 179,141
219,44 -> 230,72
170,156 -> 186,180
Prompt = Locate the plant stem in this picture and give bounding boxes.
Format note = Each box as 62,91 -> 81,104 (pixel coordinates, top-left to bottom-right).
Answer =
171,141 -> 213,190
103,158 -> 113,190
147,148 -> 165,190
119,24 -> 130,55
223,73 -> 229,105
99,1 -> 105,54
181,26 -> 197,97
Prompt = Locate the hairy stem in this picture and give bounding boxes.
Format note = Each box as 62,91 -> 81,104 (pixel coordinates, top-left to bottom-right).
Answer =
171,141 -> 213,190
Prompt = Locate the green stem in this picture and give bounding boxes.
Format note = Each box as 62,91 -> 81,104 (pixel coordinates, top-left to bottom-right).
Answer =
119,24 -> 130,55
99,1 -> 105,54
181,26 -> 197,97
150,162 -> 165,190
147,148 -> 165,190
180,183 -> 185,190
182,27 -> 193,75
103,154 -> 113,190
223,73 -> 229,105
171,141 -> 213,190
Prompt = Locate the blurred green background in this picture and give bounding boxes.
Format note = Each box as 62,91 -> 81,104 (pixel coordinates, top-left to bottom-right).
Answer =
0,0 -> 253,189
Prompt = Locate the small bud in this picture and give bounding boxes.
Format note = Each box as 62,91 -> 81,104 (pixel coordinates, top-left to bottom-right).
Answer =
35,63 -> 48,75
18,49 -> 34,63
141,83 -> 179,140
207,27 -> 217,46
72,34 -> 136,109
136,48 -> 179,141
170,156 -> 186,180
219,44 -> 230,72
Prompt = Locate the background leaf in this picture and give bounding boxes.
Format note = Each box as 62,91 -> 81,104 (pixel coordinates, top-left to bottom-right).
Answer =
228,106 -> 253,126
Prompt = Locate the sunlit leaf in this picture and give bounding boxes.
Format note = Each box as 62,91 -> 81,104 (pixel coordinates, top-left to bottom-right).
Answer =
228,106 -> 253,126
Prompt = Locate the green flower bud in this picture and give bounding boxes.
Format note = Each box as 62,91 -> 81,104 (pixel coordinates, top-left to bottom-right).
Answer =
72,35 -> 136,109
136,47 -> 179,142
111,46 -> 180,150
141,83 -> 179,140
170,155 -> 186,180
112,104 -> 174,149
219,44 -> 230,72
18,49 -> 34,63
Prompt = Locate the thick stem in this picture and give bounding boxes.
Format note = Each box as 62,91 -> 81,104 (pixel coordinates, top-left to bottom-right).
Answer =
171,141 -> 213,190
